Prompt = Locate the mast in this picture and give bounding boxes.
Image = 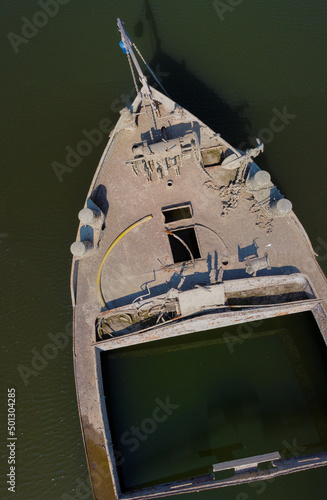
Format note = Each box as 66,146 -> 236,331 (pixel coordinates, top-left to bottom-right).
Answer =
117,18 -> 149,91
117,18 -> 168,99
117,18 -> 170,140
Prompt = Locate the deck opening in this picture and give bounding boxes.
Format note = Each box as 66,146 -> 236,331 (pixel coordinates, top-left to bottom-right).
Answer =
213,469 -> 235,481
257,460 -> 276,471
201,146 -> 223,168
100,312 -> 327,493
162,204 -> 192,223
168,227 -> 201,263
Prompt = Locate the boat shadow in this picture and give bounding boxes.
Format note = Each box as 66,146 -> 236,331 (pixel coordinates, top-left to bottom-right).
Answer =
133,0 -> 251,148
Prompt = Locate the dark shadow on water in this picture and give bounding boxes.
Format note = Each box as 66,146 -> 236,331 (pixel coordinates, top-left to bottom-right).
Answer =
132,0 -> 250,147
149,54 -> 250,147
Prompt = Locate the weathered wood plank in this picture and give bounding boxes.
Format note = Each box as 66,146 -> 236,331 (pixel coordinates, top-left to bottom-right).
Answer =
213,451 -> 281,472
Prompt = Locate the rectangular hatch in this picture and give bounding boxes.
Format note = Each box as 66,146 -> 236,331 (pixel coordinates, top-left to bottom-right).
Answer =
167,227 -> 201,263
162,203 -> 192,223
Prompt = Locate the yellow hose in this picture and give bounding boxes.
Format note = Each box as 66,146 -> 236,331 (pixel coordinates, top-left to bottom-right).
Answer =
97,214 -> 153,308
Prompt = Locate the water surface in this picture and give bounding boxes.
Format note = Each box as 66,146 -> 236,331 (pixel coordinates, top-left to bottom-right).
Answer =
1,1 -> 327,498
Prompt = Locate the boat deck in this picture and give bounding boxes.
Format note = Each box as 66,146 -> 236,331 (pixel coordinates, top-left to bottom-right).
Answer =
71,86 -> 327,499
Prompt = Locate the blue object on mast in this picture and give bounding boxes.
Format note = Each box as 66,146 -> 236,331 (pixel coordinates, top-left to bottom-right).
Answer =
119,40 -> 129,54
117,18 -> 146,83
117,18 -> 169,97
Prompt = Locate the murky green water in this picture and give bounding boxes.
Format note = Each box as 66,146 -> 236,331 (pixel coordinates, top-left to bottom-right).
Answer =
1,1 -> 327,499
102,313 -> 327,491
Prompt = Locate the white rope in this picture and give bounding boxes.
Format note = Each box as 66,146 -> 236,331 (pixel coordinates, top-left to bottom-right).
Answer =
144,99 -> 154,141
127,51 -> 139,94
132,42 -> 169,96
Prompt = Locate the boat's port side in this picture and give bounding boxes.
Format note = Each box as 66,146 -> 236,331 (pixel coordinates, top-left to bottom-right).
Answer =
70,199 -> 105,260
94,347 -> 122,498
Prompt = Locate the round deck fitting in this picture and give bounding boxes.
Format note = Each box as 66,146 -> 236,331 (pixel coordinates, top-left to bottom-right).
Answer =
270,198 -> 293,216
246,170 -> 271,191
70,241 -> 92,257
78,208 -> 99,225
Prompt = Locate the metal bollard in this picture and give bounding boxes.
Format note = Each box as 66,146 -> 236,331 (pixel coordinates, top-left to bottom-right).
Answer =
70,240 -> 93,258
270,198 -> 292,216
246,170 -> 271,191
78,208 -> 100,225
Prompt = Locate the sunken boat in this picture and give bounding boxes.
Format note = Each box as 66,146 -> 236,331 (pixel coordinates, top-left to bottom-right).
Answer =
70,18 -> 327,500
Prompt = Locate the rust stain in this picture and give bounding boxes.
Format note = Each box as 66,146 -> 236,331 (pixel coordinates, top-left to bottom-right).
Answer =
82,416 -> 117,500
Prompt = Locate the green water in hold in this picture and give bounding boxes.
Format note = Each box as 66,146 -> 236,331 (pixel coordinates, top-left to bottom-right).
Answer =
1,0 -> 327,498
102,313 -> 327,491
